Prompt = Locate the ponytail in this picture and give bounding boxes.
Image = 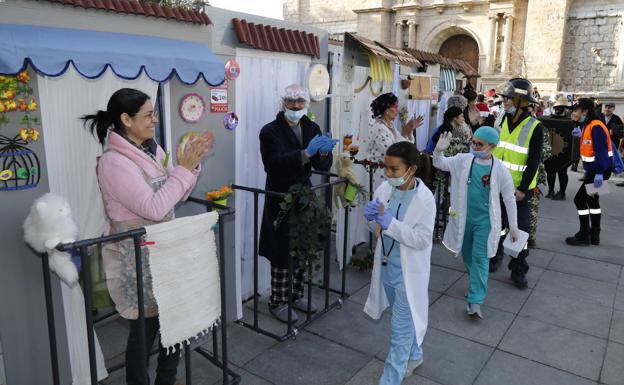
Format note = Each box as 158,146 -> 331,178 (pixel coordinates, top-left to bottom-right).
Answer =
81,88 -> 150,146
81,110 -> 113,145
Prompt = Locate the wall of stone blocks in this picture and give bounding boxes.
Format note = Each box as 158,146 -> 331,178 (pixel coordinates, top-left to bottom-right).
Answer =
560,15 -> 622,92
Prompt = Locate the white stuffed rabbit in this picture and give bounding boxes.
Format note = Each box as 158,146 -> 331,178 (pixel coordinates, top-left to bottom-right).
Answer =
24,193 -> 79,286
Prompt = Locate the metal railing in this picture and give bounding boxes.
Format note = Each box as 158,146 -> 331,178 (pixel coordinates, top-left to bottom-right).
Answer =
43,198 -> 240,385
232,170 -> 352,341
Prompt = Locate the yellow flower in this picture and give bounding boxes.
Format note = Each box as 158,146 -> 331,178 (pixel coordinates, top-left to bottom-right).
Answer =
27,99 -> 37,111
29,128 -> 40,141
16,71 -> 30,83
0,103 -> 5,113
5,100 -> 17,111
19,128 -> 29,141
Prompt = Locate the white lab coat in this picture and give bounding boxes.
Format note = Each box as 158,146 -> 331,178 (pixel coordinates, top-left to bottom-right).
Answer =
364,179 -> 435,346
432,152 -> 518,258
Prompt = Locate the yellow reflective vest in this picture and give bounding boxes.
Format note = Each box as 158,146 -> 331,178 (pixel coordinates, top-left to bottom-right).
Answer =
492,116 -> 540,189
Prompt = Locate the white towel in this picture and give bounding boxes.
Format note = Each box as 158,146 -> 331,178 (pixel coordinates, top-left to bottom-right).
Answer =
145,211 -> 221,351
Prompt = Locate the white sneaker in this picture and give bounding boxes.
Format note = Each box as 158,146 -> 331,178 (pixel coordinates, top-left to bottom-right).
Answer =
466,303 -> 483,319
405,356 -> 424,377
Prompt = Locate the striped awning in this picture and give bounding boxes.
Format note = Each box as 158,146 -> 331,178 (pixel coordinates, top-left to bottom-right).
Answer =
440,68 -> 457,92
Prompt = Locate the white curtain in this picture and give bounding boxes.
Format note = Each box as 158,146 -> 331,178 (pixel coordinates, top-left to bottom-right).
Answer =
407,99 -> 431,151
37,67 -> 158,384
335,66 -> 397,268
234,53 -> 310,304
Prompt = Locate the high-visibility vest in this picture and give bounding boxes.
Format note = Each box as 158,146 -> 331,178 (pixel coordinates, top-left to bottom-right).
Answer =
580,120 -> 613,163
492,116 -> 540,189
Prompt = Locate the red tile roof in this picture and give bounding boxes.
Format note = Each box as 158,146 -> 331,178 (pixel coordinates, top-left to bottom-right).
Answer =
44,0 -> 211,25
232,18 -> 320,59
404,48 -> 479,77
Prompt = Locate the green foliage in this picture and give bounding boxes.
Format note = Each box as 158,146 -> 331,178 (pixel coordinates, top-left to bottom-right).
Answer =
274,184 -> 332,271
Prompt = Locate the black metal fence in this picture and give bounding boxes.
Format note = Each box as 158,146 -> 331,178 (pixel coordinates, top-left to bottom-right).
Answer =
43,198 -> 240,385
232,170 -> 352,341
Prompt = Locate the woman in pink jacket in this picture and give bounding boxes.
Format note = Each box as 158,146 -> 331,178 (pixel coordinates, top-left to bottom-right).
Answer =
82,88 -> 211,385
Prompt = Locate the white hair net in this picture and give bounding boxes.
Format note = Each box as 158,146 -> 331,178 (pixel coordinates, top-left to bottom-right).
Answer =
281,84 -> 310,109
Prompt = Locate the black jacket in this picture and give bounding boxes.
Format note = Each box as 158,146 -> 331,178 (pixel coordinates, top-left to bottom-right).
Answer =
258,112 -> 333,268
502,111 -> 544,194
600,113 -> 623,146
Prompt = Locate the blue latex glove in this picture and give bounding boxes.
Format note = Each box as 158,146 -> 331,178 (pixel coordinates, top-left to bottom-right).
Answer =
572,127 -> 582,137
319,137 -> 339,153
594,174 -> 603,188
364,199 -> 381,221
376,210 -> 393,231
305,134 -> 324,156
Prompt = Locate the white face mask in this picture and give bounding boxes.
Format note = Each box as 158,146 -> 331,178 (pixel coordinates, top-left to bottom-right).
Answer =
285,108 -> 307,122
388,169 -> 413,187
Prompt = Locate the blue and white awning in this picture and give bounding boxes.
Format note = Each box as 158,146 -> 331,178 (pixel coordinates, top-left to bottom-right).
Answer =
0,24 -> 224,85
440,68 -> 457,92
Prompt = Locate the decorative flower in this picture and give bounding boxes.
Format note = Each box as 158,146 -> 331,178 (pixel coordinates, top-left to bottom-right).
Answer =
398,106 -> 408,122
17,98 -> 27,111
19,128 -> 29,141
5,100 -> 17,111
0,103 -> 5,113
29,128 -> 39,141
205,186 -> 233,201
27,99 -> 37,111
16,71 -> 30,83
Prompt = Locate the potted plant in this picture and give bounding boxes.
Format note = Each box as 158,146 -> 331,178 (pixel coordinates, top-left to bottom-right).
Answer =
274,184 -> 332,272
205,186 -> 233,209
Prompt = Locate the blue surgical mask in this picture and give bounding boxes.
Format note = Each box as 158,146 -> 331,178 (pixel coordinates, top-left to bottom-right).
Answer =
470,148 -> 489,159
579,115 -> 587,123
506,106 -> 517,115
388,169 -> 412,187
285,108 -> 307,122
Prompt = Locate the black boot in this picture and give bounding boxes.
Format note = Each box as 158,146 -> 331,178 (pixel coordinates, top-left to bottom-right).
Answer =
565,214 -> 590,246
545,190 -> 555,199
508,257 -> 529,289
552,191 -> 566,200
489,254 -> 502,273
590,213 -> 601,245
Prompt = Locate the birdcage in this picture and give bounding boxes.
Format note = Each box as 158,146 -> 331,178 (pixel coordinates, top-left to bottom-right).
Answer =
0,134 -> 40,191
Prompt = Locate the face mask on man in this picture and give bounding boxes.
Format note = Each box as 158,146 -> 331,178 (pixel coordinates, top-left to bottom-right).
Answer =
506,106 -> 517,116
285,108 -> 307,122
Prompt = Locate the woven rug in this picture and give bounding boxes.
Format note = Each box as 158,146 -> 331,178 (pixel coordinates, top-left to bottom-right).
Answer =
145,211 -> 220,351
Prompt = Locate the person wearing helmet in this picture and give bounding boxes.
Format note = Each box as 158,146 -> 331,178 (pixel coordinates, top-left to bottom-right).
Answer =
565,98 -> 613,246
490,78 -> 545,288
259,84 -> 339,322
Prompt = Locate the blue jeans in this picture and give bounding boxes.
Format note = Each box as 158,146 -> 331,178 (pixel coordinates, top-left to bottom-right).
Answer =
379,284 -> 423,385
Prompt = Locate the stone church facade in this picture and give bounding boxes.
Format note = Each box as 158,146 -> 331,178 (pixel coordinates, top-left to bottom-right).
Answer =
284,0 -> 624,99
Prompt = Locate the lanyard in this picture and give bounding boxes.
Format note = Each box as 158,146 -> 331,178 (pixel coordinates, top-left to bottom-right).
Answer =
381,203 -> 401,266
467,157 -> 494,187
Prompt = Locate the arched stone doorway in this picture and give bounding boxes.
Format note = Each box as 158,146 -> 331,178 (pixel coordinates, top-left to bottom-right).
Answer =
439,34 -> 480,88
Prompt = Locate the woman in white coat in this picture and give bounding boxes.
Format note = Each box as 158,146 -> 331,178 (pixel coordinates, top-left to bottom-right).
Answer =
433,127 -> 519,318
363,142 -> 435,385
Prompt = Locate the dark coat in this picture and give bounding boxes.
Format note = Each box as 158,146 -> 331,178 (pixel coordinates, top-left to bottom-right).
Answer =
258,112 -> 333,268
600,113 -> 623,147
